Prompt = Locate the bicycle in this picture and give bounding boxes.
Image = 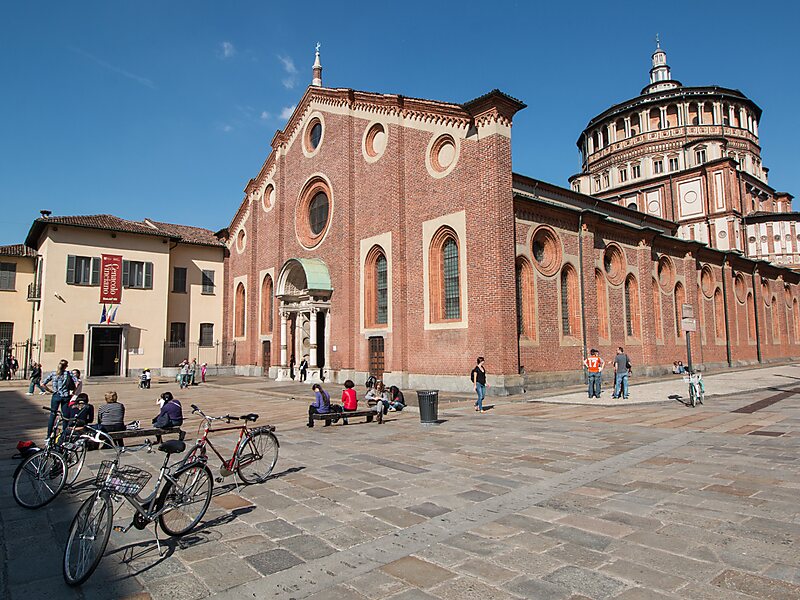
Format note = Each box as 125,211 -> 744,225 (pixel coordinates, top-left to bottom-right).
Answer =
683,370 -> 705,407
12,407 -> 89,509
63,430 -> 213,586
184,404 -> 279,484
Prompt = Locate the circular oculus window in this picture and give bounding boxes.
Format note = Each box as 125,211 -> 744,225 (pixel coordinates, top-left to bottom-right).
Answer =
700,266 -> 715,298
364,123 -> 387,160
262,184 -> 275,211
761,281 -> 770,305
657,256 -> 674,292
427,134 -> 459,177
236,228 -> 246,253
530,226 -> 562,276
303,116 -> 324,156
603,244 -> 626,286
734,273 -> 747,303
296,178 -> 333,248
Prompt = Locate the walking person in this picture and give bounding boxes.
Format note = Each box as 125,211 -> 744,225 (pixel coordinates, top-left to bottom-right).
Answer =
27,362 -> 46,395
612,346 -> 631,400
299,357 -> 309,382
42,359 -> 77,436
583,349 -> 605,399
201,362 -> 207,383
307,383 -> 331,427
471,357 -> 487,413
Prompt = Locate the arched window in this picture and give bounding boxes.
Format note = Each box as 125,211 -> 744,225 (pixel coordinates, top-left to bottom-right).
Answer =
747,292 -> 756,340
515,258 -> 536,339
596,269 -> 609,341
771,296 -> 780,342
365,246 -> 388,328
624,274 -> 640,338
713,288 -> 724,339
429,228 -> 461,322
260,275 -> 273,335
235,282 -> 246,338
674,282 -> 685,338
652,278 -> 663,341
560,265 -> 580,336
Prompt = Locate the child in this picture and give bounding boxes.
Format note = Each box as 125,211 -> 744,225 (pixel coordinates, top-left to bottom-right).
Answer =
144,369 -> 152,389
201,363 -> 207,383
65,393 -> 95,429
139,371 -> 148,389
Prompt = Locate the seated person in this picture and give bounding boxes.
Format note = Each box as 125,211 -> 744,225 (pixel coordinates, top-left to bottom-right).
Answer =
93,391 -> 126,447
64,393 -> 95,431
677,361 -> 686,374
672,361 -> 680,374
388,386 -> 406,412
341,380 -> 358,425
365,381 -> 390,415
153,392 -> 183,428
307,383 -> 331,427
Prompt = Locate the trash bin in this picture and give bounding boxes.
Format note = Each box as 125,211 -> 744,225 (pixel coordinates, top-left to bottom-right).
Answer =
417,390 -> 439,424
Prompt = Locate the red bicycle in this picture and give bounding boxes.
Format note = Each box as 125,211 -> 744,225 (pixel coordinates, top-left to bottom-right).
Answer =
185,404 -> 279,484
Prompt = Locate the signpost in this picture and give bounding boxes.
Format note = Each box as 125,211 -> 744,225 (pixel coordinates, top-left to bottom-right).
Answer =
681,304 -> 695,373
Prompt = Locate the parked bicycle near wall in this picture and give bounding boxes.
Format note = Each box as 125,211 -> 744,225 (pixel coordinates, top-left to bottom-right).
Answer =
63,430 -> 213,586
183,404 -> 279,484
12,407 -> 88,508
683,370 -> 705,407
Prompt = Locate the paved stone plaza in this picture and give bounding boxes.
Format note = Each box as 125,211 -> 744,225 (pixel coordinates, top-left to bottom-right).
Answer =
1,365 -> 799,599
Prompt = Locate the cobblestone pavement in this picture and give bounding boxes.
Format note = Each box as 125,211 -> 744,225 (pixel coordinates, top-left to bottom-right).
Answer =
1,365 -> 799,599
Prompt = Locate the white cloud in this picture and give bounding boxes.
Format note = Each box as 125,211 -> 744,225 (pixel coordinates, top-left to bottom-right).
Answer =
220,124 -> 233,132
219,42 -> 236,59
279,105 -> 296,120
278,55 -> 297,89
260,111 -> 271,120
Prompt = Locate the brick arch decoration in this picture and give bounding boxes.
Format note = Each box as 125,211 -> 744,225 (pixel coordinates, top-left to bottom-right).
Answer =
260,274 -> 273,335
603,243 -> 626,286
747,292 -> 756,340
515,256 -> 536,339
624,274 -> 641,338
365,245 -> 389,328
714,287 -> 725,339
652,277 -> 663,341
771,296 -> 780,342
700,265 -> 715,299
596,269 -> 610,341
530,225 -> 562,277
429,226 -> 461,322
296,176 -> 333,249
235,282 -> 246,338
560,263 -> 580,337
657,255 -> 674,292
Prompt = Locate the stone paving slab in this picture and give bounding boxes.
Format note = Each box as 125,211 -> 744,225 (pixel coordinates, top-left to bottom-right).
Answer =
1,365 -> 800,599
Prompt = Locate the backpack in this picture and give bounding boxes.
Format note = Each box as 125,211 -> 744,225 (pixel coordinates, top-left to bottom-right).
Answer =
13,440 -> 40,459
365,375 -> 377,389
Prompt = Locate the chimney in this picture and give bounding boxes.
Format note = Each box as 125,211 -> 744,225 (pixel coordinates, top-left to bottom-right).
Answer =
40,210 -> 52,219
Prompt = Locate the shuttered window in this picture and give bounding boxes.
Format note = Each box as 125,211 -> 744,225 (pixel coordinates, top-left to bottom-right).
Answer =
122,260 -> 153,289
0,263 -> 16,290
202,270 -> 215,294
66,256 -> 100,286
173,267 -> 187,293
199,323 -> 214,347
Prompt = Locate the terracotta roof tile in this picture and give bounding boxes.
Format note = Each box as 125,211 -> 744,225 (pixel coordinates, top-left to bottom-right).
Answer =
144,220 -> 225,247
0,244 -> 36,258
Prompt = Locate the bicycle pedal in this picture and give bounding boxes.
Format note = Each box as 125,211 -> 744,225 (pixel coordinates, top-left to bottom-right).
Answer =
215,477 -> 223,483
113,526 -> 126,532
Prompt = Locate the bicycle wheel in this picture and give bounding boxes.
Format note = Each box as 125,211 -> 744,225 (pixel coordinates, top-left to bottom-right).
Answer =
12,449 -> 68,509
689,384 -> 697,408
158,462 -> 213,537
63,441 -> 87,487
63,492 -> 113,586
236,430 -> 279,484
698,382 -> 705,405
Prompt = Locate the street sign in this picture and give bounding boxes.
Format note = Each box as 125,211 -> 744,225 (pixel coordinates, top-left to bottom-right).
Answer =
682,303 -> 694,319
681,317 -> 697,332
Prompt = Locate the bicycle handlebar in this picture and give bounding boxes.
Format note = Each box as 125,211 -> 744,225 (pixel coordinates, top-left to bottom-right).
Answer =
191,404 -> 242,423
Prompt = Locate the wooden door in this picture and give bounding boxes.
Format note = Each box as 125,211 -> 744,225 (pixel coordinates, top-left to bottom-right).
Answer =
368,336 -> 384,380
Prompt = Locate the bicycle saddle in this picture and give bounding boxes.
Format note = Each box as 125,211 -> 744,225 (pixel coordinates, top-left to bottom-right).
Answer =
158,440 -> 186,454
240,413 -> 259,422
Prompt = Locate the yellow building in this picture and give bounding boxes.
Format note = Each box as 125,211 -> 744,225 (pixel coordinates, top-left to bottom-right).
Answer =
0,244 -> 37,374
21,214 -> 225,378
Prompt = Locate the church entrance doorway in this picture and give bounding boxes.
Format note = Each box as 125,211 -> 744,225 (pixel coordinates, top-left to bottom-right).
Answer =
368,336 -> 384,380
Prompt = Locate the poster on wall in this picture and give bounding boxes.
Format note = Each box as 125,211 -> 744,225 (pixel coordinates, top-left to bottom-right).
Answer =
100,254 -> 123,304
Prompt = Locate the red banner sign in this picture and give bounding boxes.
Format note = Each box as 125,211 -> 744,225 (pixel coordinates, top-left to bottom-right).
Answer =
100,254 -> 123,304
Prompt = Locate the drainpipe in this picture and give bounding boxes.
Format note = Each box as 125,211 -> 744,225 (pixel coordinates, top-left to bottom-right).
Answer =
513,207 -> 522,376
751,264 -> 762,363
721,255 -> 732,367
578,211 -> 589,382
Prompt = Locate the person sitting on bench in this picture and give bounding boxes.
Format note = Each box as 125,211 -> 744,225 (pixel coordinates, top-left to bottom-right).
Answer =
307,383 -> 331,428
92,391 -> 126,447
366,380 -> 390,416
65,393 -> 95,430
153,392 -> 184,429
388,386 -> 406,412
341,379 -> 358,425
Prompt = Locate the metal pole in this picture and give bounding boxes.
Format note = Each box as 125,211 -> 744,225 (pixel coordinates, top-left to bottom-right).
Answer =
686,330 -> 693,373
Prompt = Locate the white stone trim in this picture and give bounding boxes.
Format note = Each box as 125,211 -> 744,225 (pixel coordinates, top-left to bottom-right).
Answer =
424,132 -> 461,179
301,111 -> 326,158
361,120 -> 389,164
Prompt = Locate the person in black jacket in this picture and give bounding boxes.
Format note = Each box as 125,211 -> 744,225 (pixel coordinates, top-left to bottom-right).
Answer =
470,357 -> 487,413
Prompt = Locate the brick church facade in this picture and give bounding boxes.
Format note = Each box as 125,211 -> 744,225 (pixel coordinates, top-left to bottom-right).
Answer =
222,49 -> 800,394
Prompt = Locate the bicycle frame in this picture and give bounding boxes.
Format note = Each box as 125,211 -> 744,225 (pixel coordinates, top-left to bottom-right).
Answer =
191,413 -> 260,473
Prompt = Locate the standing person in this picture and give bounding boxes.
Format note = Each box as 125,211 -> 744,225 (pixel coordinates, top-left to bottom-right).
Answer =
289,355 -> 296,380
583,349 -> 605,399
307,383 -> 330,427
612,347 -> 631,400
470,357 -> 487,413
27,362 -> 46,395
71,369 -> 83,399
190,359 -> 197,386
144,368 -> 152,389
42,360 -> 76,436
299,357 -> 309,382
180,361 -> 190,389
341,379 -> 358,425
10,356 -> 18,379
201,362 -> 207,383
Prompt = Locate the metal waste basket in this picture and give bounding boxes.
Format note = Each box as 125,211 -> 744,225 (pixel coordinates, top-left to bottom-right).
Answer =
416,390 -> 439,424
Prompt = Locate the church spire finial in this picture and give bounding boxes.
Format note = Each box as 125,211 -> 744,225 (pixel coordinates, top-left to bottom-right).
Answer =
312,42 -> 323,87
655,33 -> 660,49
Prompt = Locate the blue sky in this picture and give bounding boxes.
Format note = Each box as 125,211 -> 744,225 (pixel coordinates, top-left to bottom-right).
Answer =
1,1 -> 798,245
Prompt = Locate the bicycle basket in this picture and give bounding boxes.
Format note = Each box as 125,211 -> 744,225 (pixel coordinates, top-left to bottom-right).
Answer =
682,374 -> 702,384
95,460 -> 151,496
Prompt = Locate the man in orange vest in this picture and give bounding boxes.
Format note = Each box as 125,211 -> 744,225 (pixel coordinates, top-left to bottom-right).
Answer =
583,349 -> 605,399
